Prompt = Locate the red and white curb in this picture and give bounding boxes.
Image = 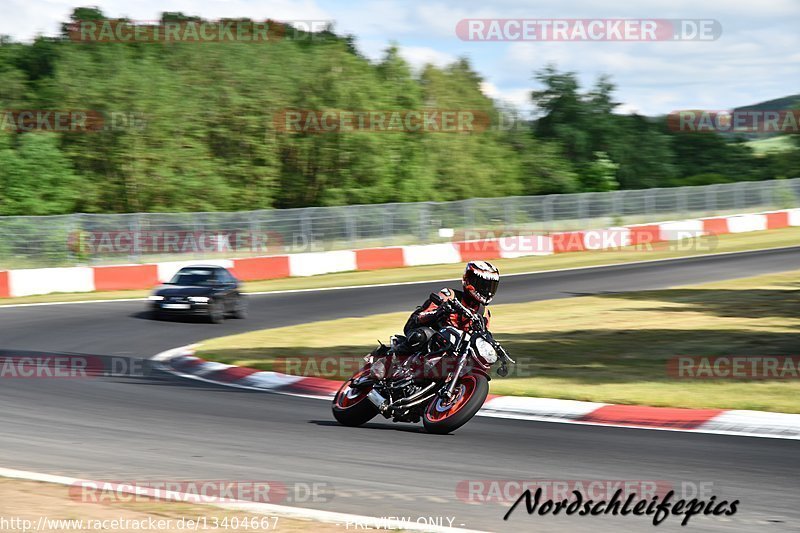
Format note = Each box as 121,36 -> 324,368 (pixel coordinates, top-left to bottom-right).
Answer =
152,346 -> 344,399
3,208 -> 799,298
154,346 -> 800,440
0,467 -> 485,533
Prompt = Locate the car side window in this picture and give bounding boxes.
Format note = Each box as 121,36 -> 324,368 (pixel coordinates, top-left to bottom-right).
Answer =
219,269 -> 235,284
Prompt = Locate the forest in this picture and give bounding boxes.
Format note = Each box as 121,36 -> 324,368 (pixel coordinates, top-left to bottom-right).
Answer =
0,7 -> 797,215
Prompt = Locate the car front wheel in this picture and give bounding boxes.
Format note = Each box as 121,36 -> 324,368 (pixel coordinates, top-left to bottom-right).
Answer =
208,300 -> 225,324
232,296 -> 247,319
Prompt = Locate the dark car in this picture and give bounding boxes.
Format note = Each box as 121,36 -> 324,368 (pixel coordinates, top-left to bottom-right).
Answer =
148,265 -> 246,323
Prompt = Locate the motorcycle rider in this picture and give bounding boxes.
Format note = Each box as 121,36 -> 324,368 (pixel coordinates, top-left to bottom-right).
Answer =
400,261 -> 500,354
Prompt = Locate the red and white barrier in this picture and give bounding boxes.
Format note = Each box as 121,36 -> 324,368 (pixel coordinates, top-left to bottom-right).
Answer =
725,213 -> 768,233
288,250 -> 356,277
497,235 -> 553,258
1,209 -> 798,298
402,243 -> 461,266
94,264 -> 159,291
354,247 -> 405,270
658,219 -> 705,241
0,271 -> 9,299
8,267 -> 94,298
789,208 -> 800,227
230,256 -> 290,281
583,227 -> 631,250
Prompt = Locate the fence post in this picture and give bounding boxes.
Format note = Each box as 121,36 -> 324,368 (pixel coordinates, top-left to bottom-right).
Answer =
793,178 -> 800,206
301,209 -> 313,253
382,204 -> 393,245
734,183 -> 744,210
130,213 -> 141,263
543,195 -> 555,230
418,203 -> 430,244
678,187 -> 688,216
611,190 -> 622,224
767,182 -> 776,209
345,207 -> 357,247
705,185 -> 715,214
645,190 -> 655,217
465,198 -> 475,229
67,213 -> 79,265
248,210 -> 260,256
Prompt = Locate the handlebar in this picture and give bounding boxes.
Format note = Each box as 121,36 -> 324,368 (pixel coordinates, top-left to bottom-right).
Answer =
430,292 -> 514,364
445,296 -> 479,324
495,343 -> 515,364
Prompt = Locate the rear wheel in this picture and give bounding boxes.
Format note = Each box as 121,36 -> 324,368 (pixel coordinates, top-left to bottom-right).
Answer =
423,374 -> 488,434
332,370 -> 378,427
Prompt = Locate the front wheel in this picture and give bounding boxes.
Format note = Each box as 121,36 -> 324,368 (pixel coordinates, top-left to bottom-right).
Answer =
208,300 -> 225,324
423,374 -> 488,434
332,370 -> 378,427
231,296 -> 248,319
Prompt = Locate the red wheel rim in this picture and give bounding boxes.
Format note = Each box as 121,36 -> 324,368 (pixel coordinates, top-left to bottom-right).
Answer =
335,370 -> 370,408
425,375 -> 477,422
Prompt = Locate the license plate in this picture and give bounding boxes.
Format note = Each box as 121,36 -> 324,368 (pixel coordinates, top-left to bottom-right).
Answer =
163,303 -> 190,309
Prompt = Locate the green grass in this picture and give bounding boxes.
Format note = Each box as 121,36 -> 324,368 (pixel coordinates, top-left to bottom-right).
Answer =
2,226 -> 800,306
746,135 -> 796,156
196,269 -> 800,413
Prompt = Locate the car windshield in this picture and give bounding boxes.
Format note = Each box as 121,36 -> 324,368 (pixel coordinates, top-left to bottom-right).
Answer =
167,269 -> 216,286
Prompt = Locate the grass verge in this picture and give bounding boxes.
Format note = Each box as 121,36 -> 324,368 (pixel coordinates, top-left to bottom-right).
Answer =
2,226 -> 800,306
196,270 -> 800,413
746,135 -> 796,155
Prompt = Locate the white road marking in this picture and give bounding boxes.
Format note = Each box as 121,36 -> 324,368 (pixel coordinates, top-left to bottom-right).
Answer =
0,466 -> 487,533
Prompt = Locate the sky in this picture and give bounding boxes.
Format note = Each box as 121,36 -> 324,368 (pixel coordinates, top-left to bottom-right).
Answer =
1,0 -> 798,116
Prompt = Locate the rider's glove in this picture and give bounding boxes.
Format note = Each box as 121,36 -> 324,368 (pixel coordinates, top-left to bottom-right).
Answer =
435,299 -> 453,318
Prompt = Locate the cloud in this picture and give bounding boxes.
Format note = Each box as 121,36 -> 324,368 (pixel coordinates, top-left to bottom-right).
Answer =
399,46 -> 457,70
480,82 -> 531,110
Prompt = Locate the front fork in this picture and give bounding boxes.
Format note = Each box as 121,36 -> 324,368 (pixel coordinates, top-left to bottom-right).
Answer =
440,350 -> 469,404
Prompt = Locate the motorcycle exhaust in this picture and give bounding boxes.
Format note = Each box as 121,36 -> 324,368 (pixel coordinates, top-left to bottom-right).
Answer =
390,382 -> 436,408
367,389 -> 390,416
395,391 -> 436,410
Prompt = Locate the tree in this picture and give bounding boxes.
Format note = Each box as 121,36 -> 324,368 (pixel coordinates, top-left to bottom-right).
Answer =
580,152 -> 619,192
0,10 -> 792,216
0,133 -> 81,215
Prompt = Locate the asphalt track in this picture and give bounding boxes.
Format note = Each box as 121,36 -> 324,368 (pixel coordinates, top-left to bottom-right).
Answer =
1,247 -> 799,532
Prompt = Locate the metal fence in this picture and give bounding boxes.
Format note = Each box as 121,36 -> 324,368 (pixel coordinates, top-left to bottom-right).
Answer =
1,178 -> 798,269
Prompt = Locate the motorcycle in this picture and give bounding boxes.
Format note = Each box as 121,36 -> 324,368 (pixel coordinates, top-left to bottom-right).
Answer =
332,293 -> 515,434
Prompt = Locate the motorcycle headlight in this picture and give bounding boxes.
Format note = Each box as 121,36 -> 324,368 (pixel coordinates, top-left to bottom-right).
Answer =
148,295 -> 164,301
189,296 -> 210,303
474,337 -> 498,364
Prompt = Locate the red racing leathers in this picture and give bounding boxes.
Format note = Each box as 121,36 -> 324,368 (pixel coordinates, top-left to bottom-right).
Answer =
404,287 -> 490,335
